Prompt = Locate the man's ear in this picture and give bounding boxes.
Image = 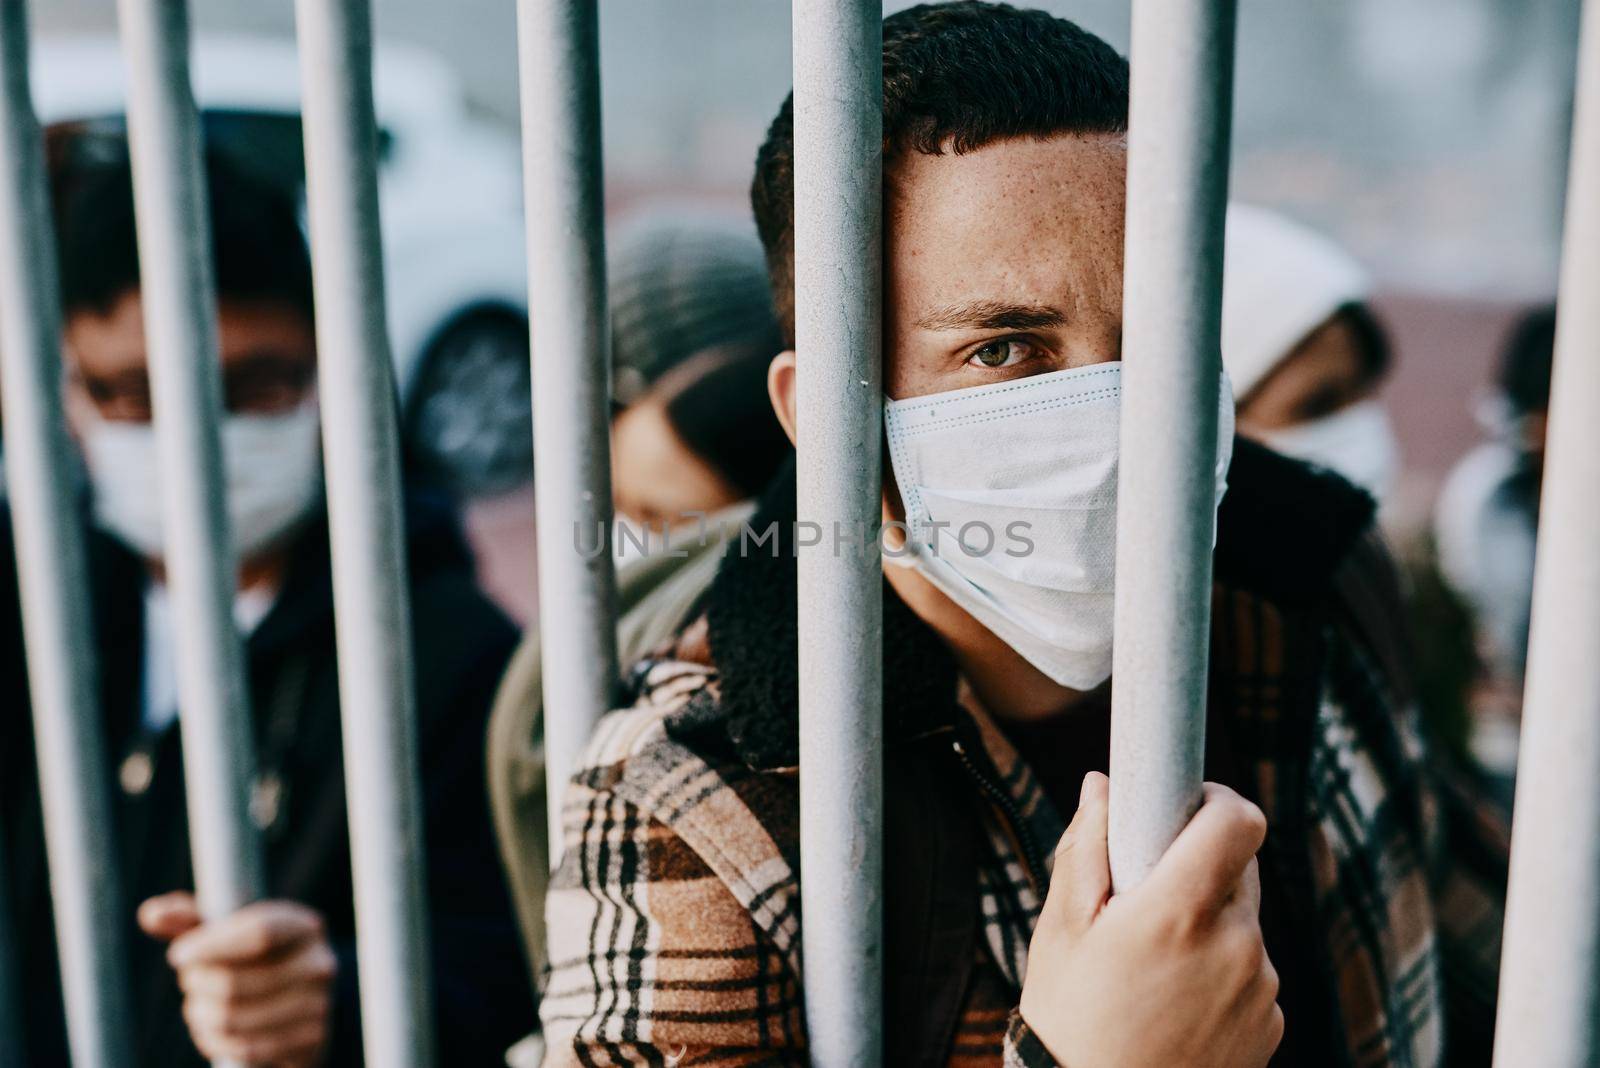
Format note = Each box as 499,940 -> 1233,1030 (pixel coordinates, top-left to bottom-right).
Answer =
767,350 -> 799,446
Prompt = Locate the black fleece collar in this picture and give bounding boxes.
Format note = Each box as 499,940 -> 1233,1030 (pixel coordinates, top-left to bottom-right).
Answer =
669,437 -> 1375,772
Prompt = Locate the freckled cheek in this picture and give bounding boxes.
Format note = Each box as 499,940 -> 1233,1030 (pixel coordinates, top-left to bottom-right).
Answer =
880,354 -> 922,402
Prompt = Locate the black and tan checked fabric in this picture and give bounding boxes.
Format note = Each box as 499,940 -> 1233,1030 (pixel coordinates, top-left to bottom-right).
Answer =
540,448 -> 1507,1067
541,609 -> 1507,1066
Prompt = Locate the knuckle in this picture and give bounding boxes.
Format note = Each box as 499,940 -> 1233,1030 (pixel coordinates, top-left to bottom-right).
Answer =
1146,899 -> 1200,948
1261,956 -> 1281,1001
311,944 -> 339,980
181,996 -> 214,1035
239,1037 -> 274,1062
1231,799 -> 1268,844
1267,1003 -> 1286,1048
213,969 -> 241,1006
1244,929 -> 1269,971
246,923 -> 275,957
1218,923 -> 1264,980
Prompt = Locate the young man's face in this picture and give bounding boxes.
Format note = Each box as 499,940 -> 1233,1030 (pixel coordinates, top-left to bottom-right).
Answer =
883,132 -> 1127,400
759,131 -> 1130,711
766,131 -> 1128,491
767,131 -> 1128,476
64,290 -> 317,427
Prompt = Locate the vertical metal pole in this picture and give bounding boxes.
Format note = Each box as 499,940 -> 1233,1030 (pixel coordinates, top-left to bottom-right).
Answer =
1493,2 -> 1600,1062
116,0 -> 263,954
293,2 -> 433,1063
792,1 -> 883,1063
1107,0 -> 1237,891
0,5 -> 133,1064
516,0 -> 621,859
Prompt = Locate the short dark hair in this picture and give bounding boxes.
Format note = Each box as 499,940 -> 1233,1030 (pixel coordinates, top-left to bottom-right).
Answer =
1339,302 -> 1393,386
54,146 -> 314,324
662,342 -> 792,498
750,1 -> 1130,345
1497,305 -> 1555,415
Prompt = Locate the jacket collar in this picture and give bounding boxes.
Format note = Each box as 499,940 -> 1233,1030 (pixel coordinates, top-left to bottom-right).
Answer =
87,490 -> 475,737
669,438 -> 1374,772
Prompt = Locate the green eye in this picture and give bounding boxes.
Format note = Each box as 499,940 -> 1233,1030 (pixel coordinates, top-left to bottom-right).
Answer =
969,339 -> 1028,368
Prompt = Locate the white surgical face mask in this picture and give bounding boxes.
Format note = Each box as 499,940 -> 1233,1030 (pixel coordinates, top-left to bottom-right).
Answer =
1260,398 -> 1398,502
884,361 -> 1233,690
83,402 -> 323,562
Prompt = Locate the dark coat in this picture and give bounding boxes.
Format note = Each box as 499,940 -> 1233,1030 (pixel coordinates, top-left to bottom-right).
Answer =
1,497 -> 533,1067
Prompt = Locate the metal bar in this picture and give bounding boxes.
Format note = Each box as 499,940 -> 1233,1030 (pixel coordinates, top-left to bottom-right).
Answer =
115,0 -> 263,942
515,0 -> 621,859
1492,1 -> 1600,1062
791,1 -> 884,1063
292,1 -> 433,1063
1107,0 -> 1237,892
0,5 -> 133,1064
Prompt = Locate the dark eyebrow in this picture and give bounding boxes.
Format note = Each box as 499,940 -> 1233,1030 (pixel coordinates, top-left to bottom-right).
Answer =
913,299 -> 1068,332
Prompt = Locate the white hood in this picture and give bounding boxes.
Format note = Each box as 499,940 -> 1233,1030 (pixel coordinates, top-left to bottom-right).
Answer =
1221,203 -> 1373,400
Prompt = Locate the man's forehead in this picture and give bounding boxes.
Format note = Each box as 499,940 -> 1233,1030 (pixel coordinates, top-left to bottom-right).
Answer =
887,133 -> 1127,229
66,290 -> 316,373
885,133 -> 1127,317
63,291 -> 145,374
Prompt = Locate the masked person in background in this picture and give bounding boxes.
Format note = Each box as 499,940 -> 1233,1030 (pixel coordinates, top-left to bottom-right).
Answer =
1420,306 -> 1555,798
1222,203 -> 1399,502
604,207 -> 792,563
0,151 -> 532,1067
485,210 -> 792,1007
539,6 -> 1507,1066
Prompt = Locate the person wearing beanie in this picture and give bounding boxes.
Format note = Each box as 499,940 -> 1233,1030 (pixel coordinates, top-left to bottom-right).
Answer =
1222,203 -> 1399,500
612,340 -> 793,554
606,206 -> 787,405
485,210 -> 791,1003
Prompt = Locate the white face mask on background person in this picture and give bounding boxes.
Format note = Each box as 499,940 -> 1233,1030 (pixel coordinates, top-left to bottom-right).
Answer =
1259,398 -> 1399,502
884,361 -> 1234,691
82,401 -> 323,562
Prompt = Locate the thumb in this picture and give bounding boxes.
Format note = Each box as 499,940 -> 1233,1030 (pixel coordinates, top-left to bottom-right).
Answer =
1042,771 -> 1111,935
138,892 -> 202,942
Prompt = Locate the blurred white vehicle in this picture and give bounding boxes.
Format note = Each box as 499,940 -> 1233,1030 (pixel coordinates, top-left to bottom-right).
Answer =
32,34 -> 533,497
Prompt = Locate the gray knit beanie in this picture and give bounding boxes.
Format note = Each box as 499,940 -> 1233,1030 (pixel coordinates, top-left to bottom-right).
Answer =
607,206 -> 784,406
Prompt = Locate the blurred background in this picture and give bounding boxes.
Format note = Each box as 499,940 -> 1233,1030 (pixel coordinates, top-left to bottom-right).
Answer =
34,0 -> 1586,621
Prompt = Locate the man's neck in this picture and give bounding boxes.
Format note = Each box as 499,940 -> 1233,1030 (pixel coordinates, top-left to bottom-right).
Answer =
882,557 -> 1092,723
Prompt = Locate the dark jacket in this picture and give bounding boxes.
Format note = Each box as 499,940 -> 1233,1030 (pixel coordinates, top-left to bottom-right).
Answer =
2,498 -> 533,1067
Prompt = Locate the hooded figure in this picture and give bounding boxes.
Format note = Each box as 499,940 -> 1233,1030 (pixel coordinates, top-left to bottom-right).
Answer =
1222,203 -> 1399,501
